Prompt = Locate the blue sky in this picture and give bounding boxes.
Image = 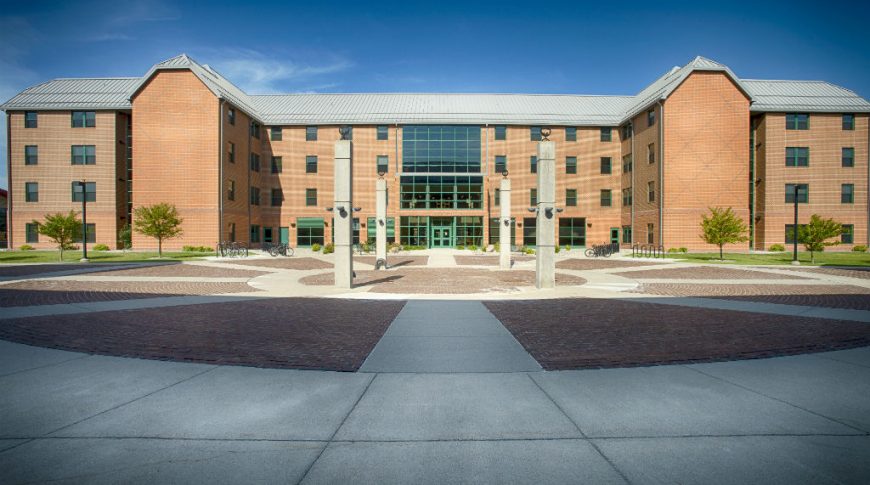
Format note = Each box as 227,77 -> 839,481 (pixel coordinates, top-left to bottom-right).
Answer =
1,0 -> 868,189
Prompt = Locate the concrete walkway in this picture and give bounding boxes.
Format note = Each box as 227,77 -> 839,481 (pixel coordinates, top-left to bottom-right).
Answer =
1,339 -> 868,484
359,301 -> 542,373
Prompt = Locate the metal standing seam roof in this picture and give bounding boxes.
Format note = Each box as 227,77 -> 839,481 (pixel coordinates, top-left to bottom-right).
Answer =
2,54 -> 869,123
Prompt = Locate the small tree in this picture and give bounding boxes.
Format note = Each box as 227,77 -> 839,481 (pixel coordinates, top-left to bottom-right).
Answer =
700,207 -> 749,260
799,214 -> 843,264
36,211 -> 82,261
133,203 -> 183,258
118,223 -> 132,250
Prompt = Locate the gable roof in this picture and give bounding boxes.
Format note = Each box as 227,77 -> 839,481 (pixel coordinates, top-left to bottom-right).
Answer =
0,78 -> 139,111
742,79 -> 870,112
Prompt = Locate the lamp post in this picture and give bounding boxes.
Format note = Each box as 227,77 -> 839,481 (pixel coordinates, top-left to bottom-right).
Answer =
77,180 -> 89,262
792,184 -> 799,265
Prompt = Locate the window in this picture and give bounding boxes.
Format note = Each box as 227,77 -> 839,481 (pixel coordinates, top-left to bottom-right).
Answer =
228,108 -> 235,125
647,109 -> 655,127
84,223 -> 96,244
523,217 -> 536,246
455,216 -> 484,246
495,125 -> 506,140
621,123 -> 632,139
305,155 -> 318,173
566,189 -> 577,206
71,111 -> 95,128
399,175 -> 483,209
228,180 -> 235,201
305,188 -> 317,206
270,126 -> 282,141
494,188 -> 500,206
842,184 -> 854,204
297,218 -> 325,246
600,157 -> 611,174
494,155 -> 507,174
402,125 -> 481,173
228,223 -> 236,242
600,127 -> 612,142
622,188 -> 632,206
271,156 -> 282,173
25,111 -> 37,128
648,181 -> 655,202
249,153 -> 260,172
71,181 -> 96,202
26,223 -> 39,243
271,188 -> 283,207
600,189 -> 612,207
71,145 -> 96,165
648,144 -> 655,164
250,121 -> 261,139
25,145 -> 38,165
339,125 -> 353,140
367,217 -> 396,242
488,217 -> 516,246
565,127 -> 576,142
263,227 -> 273,244
785,113 -> 809,130
250,225 -> 260,243
228,142 -> 235,163
558,218 -> 586,246
785,224 -> 806,244
647,223 -> 654,244
842,224 -> 854,244
785,147 -> 809,167
842,148 -> 854,167
377,155 -> 389,174
622,225 -> 632,244
25,182 -> 38,202
843,114 -> 855,130
785,184 -> 808,203
622,154 -> 632,173
530,126 -> 542,141
377,125 -> 389,141
306,126 -> 318,141
400,216 -> 428,246
530,155 -> 537,174
530,189 -> 537,206
250,187 -> 260,206
566,156 -> 577,174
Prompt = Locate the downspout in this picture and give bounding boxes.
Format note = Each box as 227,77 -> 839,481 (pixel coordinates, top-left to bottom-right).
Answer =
247,113 -> 252,245
395,123 -> 399,174
485,123 -> 489,242
657,100 -> 664,247
630,122 -> 635,244
5,112 -> 11,249
750,118 -> 756,251
218,99 -> 224,246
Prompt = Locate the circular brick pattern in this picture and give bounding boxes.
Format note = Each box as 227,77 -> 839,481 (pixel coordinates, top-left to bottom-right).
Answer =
634,283 -> 870,311
216,257 -> 332,270
779,267 -> 870,280
555,258 -> 665,270
618,266 -> 809,280
454,255 -> 534,266
86,264 -> 267,278
354,256 -> 428,267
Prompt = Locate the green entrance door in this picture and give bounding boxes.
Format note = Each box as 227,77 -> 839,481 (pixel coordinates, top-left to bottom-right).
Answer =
610,227 -> 619,245
430,218 -> 453,248
279,227 -> 289,245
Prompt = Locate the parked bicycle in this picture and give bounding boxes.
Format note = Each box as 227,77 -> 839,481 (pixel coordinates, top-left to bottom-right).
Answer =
268,243 -> 294,257
354,242 -> 374,255
584,243 -> 617,258
217,241 -> 248,258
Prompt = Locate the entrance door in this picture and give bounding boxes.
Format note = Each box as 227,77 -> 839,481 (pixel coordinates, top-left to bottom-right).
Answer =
279,227 -> 289,244
610,227 -> 619,245
430,218 -> 453,248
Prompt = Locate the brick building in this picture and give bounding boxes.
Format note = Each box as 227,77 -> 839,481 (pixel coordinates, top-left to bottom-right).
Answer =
2,54 -> 868,251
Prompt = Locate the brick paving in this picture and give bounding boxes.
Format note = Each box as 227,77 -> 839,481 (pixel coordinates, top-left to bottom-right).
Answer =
454,255 -> 534,266
634,283 -> 870,311
485,298 -> 870,370
215,257 -> 332,270
778,266 -> 870,280
354,256 -> 428,267
617,266 -> 809,280
0,298 -> 406,371
0,264 -> 109,277
555,258 -> 664,270
85,264 -> 267,278
300,268 -> 586,293
0,280 -> 260,307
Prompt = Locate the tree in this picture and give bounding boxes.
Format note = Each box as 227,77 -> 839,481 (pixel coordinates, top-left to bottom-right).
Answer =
133,203 -> 183,257
700,207 -> 749,260
36,211 -> 82,261
118,223 -> 132,250
799,214 -> 843,264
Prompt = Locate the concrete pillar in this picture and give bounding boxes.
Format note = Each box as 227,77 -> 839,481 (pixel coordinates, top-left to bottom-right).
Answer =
334,139 -> 353,288
499,177 -> 511,270
376,177 -> 387,269
536,140 -> 556,289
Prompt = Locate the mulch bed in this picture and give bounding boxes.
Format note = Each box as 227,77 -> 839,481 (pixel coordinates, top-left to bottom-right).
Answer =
617,266 -> 809,280
454,255 -> 534,266
484,298 -> 870,370
0,298 -> 406,371
555,259 -> 665,270
354,256 -> 428,267
216,257 -> 332,270
86,264 -> 267,278
300,268 -> 586,293
633,283 -> 870,311
0,281 -> 259,307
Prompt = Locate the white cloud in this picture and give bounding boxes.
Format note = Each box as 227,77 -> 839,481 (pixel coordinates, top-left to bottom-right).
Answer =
203,48 -> 352,94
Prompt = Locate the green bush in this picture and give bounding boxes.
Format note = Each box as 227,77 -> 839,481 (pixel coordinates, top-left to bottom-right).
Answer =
182,245 -> 212,252
524,247 -> 536,255
402,245 -> 426,251
769,244 -> 785,252
93,244 -> 110,251
118,224 -> 132,250
555,245 -> 561,253
565,245 -> 571,251
323,243 -> 334,254
667,248 -> 680,253
853,245 -> 868,253
311,243 -> 322,252
679,247 -> 688,253
493,242 -> 500,252
456,244 -> 465,250
468,244 -> 478,251
388,242 -> 402,253
19,244 -> 34,251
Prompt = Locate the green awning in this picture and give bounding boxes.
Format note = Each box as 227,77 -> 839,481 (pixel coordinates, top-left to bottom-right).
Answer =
296,217 -> 324,229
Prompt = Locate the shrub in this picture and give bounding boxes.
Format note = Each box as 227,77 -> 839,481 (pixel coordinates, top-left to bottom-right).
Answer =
311,243 -> 322,252
555,245 -> 561,253
19,244 -> 34,251
769,244 -> 785,252
323,243 -> 334,254
493,242 -> 500,252
852,245 -> 868,253
667,248 -> 680,253
468,244 -> 478,251
402,245 -> 425,251
118,224 -> 132,250
456,244 -> 465,250
93,244 -> 110,251
679,247 -> 688,253
524,247 -> 536,255
389,242 -> 402,253
565,245 -> 571,252
182,245 -> 212,252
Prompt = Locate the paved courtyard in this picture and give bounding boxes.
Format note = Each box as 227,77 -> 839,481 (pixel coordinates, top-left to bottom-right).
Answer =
1,250 -> 869,483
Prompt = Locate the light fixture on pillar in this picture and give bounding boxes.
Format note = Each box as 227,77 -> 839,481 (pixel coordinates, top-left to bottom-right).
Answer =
339,126 -> 351,140
379,219 -> 385,227
378,170 -> 386,178
527,207 -> 537,213
503,219 -> 510,227
352,207 -> 361,212
540,127 -> 551,141
501,169 -> 509,178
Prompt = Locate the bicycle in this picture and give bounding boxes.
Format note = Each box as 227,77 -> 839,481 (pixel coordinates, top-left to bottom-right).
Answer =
584,243 -> 613,258
218,241 -> 248,258
268,243 -> 294,257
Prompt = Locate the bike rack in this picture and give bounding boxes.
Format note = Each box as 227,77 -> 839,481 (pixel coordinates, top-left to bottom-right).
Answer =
375,258 -> 388,270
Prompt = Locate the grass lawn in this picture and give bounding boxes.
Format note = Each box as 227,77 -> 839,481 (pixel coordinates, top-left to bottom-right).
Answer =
661,251 -> 870,267
0,250 -> 214,264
